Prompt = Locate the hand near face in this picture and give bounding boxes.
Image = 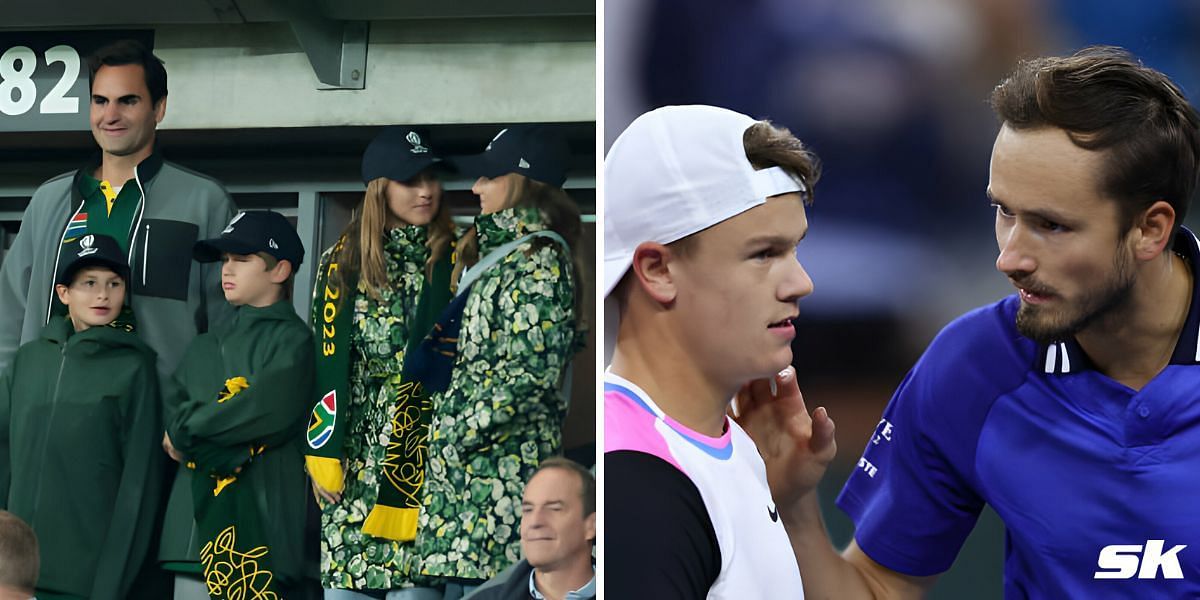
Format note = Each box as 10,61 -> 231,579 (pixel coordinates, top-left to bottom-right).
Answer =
734,366 -> 837,517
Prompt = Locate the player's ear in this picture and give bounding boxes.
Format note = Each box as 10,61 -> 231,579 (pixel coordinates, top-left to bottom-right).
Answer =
631,242 -> 678,304
1131,199 -> 1175,261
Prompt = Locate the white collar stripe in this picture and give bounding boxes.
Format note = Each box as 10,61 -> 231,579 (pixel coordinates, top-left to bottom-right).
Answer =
1045,344 -> 1057,374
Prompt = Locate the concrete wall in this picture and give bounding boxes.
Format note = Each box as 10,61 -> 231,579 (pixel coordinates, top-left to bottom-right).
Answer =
155,19 -> 595,130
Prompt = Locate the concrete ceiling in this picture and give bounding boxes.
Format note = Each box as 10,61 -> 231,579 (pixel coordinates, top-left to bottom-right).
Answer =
1,0 -> 593,28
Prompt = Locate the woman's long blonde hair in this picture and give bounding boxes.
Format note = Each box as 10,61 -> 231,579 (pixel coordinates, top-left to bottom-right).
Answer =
333,175 -> 455,299
453,174 -> 586,323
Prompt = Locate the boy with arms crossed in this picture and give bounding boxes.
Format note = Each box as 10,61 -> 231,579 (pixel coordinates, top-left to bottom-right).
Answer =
163,211 -> 314,599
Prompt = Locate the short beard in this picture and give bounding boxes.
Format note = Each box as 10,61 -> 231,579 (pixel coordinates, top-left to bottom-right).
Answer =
1015,246 -> 1136,345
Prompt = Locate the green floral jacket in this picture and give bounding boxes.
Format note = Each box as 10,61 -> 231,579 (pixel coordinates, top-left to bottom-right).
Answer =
319,226 -> 434,590
418,205 -> 581,581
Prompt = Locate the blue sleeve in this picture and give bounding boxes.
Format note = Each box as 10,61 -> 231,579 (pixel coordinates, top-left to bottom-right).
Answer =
836,300 -> 1028,576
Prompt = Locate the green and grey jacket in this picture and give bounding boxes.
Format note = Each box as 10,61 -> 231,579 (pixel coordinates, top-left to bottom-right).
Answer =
0,317 -> 163,600
161,300 -> 314,590
418,205 -> 582,581
0,151 -> 236,378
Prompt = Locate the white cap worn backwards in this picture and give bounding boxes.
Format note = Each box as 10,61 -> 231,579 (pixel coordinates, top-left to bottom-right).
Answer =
603,105 -> 807,298
603,105 -> 807,364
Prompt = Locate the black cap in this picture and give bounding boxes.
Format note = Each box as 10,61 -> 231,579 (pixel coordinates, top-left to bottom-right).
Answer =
449,124 -> 569,187
56,234 -> 131,286
361,127 -> 442,185
194,211 -> 305,267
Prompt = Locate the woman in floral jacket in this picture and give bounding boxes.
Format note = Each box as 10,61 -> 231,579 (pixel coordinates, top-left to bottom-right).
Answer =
306,127 -> 455,598
416,124 -> 586,588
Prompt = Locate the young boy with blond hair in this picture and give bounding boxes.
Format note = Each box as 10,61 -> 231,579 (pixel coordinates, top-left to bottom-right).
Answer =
160,211 -> 313,599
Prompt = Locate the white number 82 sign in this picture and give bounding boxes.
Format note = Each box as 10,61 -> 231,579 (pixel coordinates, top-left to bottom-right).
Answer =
0,44 -> 81,116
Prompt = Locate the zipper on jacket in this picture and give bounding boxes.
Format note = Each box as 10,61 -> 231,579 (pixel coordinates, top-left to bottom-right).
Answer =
30,344 -> 68,528
142,223 -> 151,285
130,164 -> 147,286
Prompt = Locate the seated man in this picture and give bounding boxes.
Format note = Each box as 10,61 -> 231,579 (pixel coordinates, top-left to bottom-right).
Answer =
466,458 -> 596,600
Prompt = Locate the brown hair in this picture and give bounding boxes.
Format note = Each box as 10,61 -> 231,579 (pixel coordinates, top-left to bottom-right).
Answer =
452,175 -> 587,325
0,511 -> 38,593
334,174 -> 455,299
532,456 -> 596,517
990,45 -> 1200,243
667,119 -> 822,259
88,39 -> 167,104
254,252 -> 294,301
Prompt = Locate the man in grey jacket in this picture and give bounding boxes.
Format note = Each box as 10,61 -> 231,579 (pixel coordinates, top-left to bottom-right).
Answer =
0,39 -> 235,378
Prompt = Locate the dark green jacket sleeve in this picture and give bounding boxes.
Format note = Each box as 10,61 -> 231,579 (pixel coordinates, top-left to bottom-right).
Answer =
89,357 -> 164,600
171,327 -> 314,452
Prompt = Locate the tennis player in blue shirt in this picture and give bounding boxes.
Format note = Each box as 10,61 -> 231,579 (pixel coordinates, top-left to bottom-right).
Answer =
738,45 -> 1200,599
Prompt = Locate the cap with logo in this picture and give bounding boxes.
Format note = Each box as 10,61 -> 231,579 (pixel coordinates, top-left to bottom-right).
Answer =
602,105 -> 808,363
449,124 -> 570,187
193,210 -> 305,267
56,233 -> 131,286
361,126 -> 443,186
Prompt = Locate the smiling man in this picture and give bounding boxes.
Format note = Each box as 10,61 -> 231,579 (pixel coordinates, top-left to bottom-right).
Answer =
742,46 -> 1200,599
467,458 -> 596,600
0,39 -> 235,379
602,105 -> 824,598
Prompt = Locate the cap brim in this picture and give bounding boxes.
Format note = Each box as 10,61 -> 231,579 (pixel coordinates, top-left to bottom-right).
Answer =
447,154 -> 510,180
57,257 -> 131,286
362,156 -> 444,186
193,238 -> 262,263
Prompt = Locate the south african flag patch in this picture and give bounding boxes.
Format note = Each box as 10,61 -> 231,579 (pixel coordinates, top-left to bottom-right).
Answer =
63,212 -> 87,241
307,390 -> 336,449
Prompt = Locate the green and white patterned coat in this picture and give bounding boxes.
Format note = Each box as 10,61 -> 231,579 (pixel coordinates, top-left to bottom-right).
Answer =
417,205 -> 580,581
319,226 -> 434,590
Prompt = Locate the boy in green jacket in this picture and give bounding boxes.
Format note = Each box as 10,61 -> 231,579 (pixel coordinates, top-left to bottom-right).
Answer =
0,233 -> 163,600
161,211 -> 313,599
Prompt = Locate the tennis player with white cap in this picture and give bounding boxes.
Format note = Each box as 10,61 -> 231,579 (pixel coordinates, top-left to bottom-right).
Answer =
603,104 -> 833,598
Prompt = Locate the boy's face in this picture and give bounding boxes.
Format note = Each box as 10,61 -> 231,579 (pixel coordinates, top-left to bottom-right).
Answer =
669,193 -> 813,384
55,266 -> 125,332
221,253 -> 283,307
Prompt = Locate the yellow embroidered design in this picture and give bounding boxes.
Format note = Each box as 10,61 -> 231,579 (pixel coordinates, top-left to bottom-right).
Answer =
218,377 -> 250,403
378,381 -> 429,507
200,525 -> 278,599
213,476 -> 237,497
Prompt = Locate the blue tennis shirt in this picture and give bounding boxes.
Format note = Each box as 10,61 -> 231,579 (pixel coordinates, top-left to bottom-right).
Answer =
838,229 -> 1200,598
